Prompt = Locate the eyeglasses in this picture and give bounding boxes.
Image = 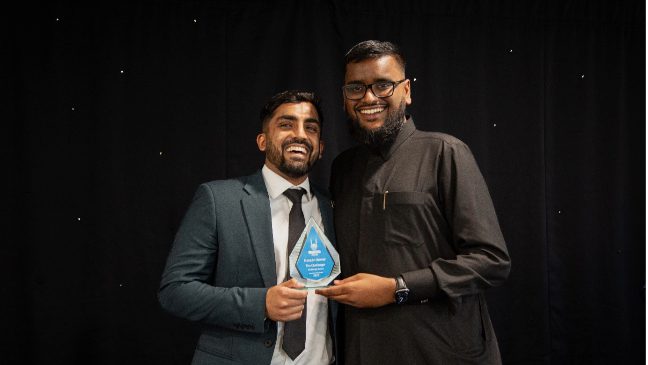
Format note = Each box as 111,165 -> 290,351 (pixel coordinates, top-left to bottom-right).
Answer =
342,79 -> 407,100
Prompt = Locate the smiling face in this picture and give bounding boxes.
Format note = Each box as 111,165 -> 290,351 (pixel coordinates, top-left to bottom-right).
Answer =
256,102 -> 323,185
344,55 -> 411,139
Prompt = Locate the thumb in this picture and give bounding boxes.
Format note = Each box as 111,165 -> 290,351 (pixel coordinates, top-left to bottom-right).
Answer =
280,278 -> 304,288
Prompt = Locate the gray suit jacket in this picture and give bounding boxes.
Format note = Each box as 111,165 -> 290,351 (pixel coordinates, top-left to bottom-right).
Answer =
159,170 -> 338,364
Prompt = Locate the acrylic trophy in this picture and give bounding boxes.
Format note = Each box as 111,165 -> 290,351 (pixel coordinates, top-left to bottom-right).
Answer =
289,217 -> 341,288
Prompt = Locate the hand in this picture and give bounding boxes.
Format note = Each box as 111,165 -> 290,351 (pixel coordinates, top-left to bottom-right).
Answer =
315,273 -> 396,308
265,278 -> 308,322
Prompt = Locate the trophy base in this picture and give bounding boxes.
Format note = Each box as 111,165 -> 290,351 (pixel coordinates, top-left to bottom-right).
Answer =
298,285 -> 333,290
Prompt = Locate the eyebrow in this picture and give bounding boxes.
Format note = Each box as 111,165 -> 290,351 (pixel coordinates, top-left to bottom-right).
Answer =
276,115 -> 297,121
345,78 -> 394,85
276,115 -> 320,124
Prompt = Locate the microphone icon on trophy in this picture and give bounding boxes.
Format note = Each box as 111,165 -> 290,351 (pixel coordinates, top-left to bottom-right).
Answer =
308,239 -> 321,255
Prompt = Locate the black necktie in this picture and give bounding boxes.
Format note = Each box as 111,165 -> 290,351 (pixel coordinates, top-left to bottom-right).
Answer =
282,188 -> 307,360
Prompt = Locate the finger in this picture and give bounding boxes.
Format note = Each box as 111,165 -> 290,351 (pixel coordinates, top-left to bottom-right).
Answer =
280,297 -> 308,308
280,288 -> 308,300
314,287 -> 332,296
276,304 -> 305,317
281,310 -> 305,322
316,285 -> 345,297
335,275 -> 361,284
321,293 -> 354,305
279,302 -> 305,313
269,293 -> 306,307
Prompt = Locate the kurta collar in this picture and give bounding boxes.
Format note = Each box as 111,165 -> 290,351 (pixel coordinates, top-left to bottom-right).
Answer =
378,115 -> 416,160
261,165 -> 313,201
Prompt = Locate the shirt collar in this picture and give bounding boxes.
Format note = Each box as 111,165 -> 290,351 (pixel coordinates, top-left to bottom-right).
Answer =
261,165 -> 313,201
378,115 -> 417,160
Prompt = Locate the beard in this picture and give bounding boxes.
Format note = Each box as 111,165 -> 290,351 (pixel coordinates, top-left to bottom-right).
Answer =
348,99 -> 407,149
265,137 -> 317,178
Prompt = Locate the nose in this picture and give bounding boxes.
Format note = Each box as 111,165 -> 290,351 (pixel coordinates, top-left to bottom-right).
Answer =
359,86 -> 379,103
293,122 -> 308,138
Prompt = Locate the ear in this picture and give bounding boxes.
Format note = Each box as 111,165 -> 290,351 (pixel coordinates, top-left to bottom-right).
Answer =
318,140 -> 325,159
256,133 -> 266,152
404,79 -> 412,106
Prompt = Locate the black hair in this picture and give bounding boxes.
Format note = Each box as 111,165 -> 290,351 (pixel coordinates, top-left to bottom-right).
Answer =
344,40 -> 406,72
259,90 -> 323,132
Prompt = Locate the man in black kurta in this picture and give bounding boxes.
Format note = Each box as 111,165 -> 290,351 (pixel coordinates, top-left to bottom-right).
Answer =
316,40 -> 511,364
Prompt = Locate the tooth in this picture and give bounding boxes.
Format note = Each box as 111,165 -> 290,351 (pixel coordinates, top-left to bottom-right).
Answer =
287,146 -> 307,153
359,107 -> 385,114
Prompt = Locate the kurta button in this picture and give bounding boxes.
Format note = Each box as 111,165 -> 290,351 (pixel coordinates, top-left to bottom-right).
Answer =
263,339 -> 273,348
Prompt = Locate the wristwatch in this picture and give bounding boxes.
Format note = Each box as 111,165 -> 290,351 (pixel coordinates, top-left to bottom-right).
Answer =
394,275 -> 410,304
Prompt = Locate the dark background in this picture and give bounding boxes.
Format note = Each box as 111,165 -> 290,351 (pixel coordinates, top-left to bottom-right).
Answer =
6,0 -> 645,364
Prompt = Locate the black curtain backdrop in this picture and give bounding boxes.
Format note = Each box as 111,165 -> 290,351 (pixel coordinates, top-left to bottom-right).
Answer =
6,1 -> 645,364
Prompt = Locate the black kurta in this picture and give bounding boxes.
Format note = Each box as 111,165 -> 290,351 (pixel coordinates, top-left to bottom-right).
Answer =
330,118 -> 511,365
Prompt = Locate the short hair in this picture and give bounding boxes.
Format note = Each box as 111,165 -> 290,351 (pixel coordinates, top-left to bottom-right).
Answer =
259,90 -> 324,132
344,40 -> 406,72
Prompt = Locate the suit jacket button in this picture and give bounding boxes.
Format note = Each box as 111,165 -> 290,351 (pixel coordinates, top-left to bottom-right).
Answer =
263,339 -> 273,348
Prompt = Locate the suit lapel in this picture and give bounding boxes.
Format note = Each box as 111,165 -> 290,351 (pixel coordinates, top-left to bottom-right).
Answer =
241,171 -> 276,288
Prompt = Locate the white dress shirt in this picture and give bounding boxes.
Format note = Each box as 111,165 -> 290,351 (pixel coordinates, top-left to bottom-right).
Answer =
262,165 -> 332,365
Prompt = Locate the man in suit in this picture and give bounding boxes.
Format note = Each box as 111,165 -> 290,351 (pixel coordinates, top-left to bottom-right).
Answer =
159,90 -> 336,365
317,40 -> 510,364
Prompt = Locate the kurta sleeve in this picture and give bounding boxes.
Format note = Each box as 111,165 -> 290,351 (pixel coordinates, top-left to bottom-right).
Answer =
158,184 -> 269,333
402,140 -> 511,300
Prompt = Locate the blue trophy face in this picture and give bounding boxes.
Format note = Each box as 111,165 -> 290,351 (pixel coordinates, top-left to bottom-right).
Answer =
296,227 -> 334,281
289,217 -> 341,288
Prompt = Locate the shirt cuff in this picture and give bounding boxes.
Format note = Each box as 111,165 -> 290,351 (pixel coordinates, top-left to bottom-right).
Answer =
401,267 -> 439,303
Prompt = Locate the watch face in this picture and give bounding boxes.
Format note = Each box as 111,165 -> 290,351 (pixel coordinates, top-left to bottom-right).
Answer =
395,290 -> 409,304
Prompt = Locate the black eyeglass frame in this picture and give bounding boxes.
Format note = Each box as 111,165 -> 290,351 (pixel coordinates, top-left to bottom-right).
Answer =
342,79 -> 408,100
